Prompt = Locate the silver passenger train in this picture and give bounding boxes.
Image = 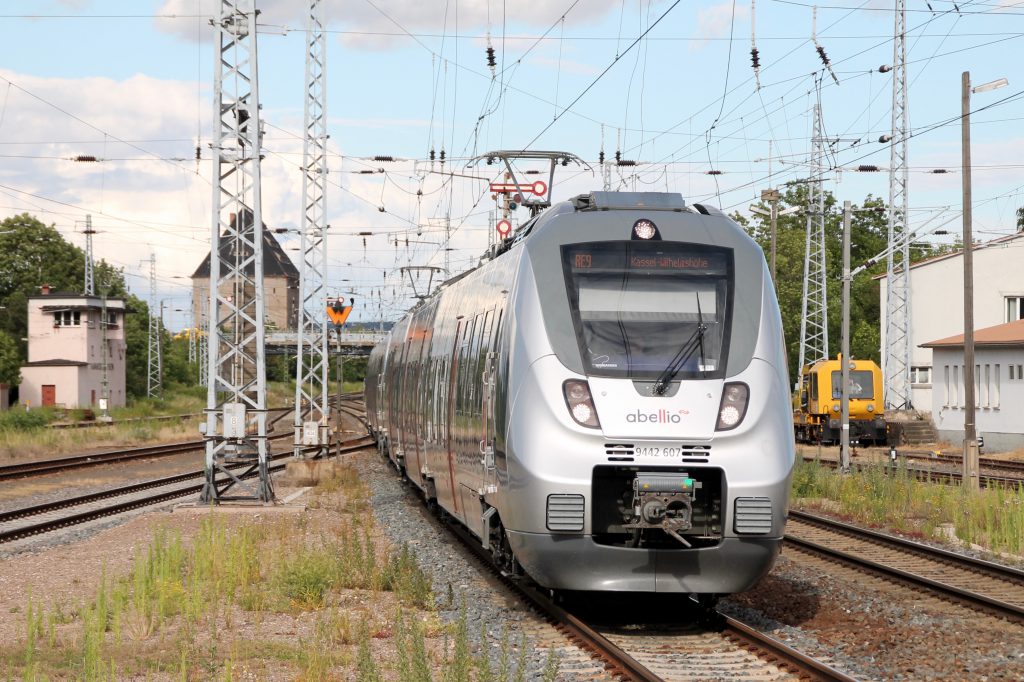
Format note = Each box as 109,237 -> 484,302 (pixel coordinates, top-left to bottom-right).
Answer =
366,191 -> 794,597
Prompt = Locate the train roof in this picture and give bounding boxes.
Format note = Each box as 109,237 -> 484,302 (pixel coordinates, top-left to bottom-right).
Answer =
569,191 -> 727,218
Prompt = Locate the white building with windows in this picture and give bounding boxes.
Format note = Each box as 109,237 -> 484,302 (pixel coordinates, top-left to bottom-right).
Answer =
878,230 -> 1024,410
921,319 -> 1024,452
19,288 -> 127,409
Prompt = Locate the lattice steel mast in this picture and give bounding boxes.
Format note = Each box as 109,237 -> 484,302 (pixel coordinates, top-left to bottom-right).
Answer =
884,0 -> 912,410
294,0 -> 331,459
83,214 -> 95,295
146,253 -> 162,398
201,0 -> 273,503
198,298 -> 209,387
797,102 -> 829,380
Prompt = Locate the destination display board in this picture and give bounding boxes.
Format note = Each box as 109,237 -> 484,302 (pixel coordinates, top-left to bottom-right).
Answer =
567,243 -> 729,277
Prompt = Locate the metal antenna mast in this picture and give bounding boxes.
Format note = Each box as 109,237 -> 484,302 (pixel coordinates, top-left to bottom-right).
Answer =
797,102 -> 829,381
884,0 -> 912,410
83,214 -> 95,295
294,0 -> 331,459
201,0 -> 273,503
146,253 -> 162,398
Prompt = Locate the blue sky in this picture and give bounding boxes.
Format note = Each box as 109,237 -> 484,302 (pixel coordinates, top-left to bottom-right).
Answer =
1,0 -> 1022,329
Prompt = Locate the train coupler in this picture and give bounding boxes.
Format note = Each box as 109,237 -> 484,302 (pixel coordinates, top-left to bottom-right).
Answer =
622,472 -> 700,547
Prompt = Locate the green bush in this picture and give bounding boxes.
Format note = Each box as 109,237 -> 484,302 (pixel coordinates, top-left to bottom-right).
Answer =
0,409 -> 52,431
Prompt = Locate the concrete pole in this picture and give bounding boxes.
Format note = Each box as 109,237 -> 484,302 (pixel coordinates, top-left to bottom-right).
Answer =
961,71 -> 979,491
770,199 -> 778,282
840,201 -> 852,473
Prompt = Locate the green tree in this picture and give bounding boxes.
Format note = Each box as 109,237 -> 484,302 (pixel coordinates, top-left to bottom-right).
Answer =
122,295 -> 153,398
1017,206 -> 1024,231
0,214 -> 87,357
736,189 -> 947,387
0,330 -> 20,386
164,335 -> 198,386
0,213 -> 158,399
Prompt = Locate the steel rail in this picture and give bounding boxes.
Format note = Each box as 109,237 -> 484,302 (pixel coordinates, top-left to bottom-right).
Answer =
413,468 -> 852,681
1,394 -> 367,481
48,405 -> 293,430
438,514 -> 662,681
519,581 -> 663,682
786,510 -> 1024,623
718,614 -> 859,682
801,456 -> 1022,491
905,451 -> 1024,475
0,436 -> 375,545
0,431 -> 290,481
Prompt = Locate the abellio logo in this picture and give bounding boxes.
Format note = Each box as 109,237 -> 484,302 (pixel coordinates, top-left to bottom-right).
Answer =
626,409 -> 688,424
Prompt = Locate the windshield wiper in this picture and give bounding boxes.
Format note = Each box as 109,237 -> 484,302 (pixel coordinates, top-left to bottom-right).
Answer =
652,292 -> 708,396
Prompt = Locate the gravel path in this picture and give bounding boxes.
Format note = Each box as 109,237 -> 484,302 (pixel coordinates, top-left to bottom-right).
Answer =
356,447 -> 616,681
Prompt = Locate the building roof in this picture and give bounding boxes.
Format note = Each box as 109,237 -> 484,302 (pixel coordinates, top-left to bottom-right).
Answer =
873,230 -> 1024,280
920,319 -> 1024,349
191,209 -> 300,280
22,359 -> 88,367
28,294 -> 126,307
38,303 -> 126,313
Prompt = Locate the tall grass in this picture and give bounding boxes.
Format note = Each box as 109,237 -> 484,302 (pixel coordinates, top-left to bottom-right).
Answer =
5,462 -> 571,680
0,380 -> 306,461
793,459 -> 1024,555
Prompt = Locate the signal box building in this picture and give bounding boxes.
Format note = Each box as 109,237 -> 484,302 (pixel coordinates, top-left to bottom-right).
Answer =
19,288 -> 127,408
921,319 -> 1024,452
190,211 -> 300,333
879,229 -> 1024,409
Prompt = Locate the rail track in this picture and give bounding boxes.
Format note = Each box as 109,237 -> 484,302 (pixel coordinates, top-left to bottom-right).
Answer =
0,435 -> 375,546
785,509 -> 1024,623
897,449 -> 1024,477
803,454 -> 1023,491
403,463 -> 854,681
0,394 -> 366,482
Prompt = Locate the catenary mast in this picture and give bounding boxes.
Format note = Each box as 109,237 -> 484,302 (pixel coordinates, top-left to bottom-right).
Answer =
201,0 -> 273,503
884,0 -> 912,409
797,102 -> 829,381
294,0 -> 331,459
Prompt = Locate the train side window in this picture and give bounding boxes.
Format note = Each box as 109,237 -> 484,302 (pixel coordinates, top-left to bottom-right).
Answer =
458,317 -> 475,415
470,311 -> 494,414
480,309 -> 494,359
809,373 -> 818,402
467,313 -> 485,411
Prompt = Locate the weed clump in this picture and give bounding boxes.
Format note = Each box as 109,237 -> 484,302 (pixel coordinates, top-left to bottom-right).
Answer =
792,459 -> 1024,554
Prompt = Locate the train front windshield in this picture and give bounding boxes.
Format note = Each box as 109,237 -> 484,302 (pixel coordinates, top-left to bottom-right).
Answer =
562,242 -> 733,380
830,370 -> 874,400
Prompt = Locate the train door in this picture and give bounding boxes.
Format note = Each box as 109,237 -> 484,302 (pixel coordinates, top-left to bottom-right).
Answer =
443,319 -> 464,516
393,332 -> 412,467
457,312 -> 484,525
478,309 -> 498,495
407,322 -> 432,488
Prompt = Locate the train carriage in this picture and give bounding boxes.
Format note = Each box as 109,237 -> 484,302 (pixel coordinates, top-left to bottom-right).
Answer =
366,191 -> 795,597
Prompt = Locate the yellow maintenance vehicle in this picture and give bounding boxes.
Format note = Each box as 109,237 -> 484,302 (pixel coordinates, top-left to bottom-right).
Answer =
794,355 -> 886,445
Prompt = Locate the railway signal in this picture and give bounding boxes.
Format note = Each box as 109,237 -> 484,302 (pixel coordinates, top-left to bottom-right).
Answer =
489,179 -> 548,197
327,298 -> 353,328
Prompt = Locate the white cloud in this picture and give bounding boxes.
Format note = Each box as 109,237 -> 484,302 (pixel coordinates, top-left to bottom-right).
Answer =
155,0 -> 622,49
690,1 -> 749,53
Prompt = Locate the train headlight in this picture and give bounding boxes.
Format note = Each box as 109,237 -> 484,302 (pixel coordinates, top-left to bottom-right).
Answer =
631,219 -> 661,240
867,404 -> 874,412
563,379 -> 601,429
715,382 -> 749,431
